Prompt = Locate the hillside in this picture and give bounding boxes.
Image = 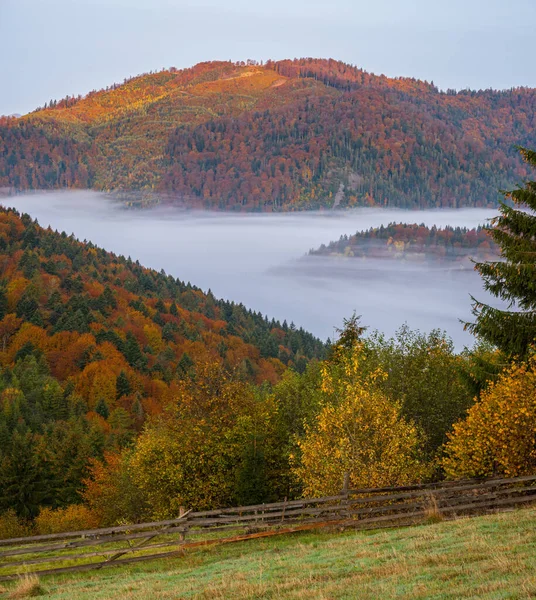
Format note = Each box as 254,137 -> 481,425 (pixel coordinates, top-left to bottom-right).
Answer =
0,207 -> 325,515
1,58 -> 535,210
2,507 -> 535,599
310,223 -> 499,267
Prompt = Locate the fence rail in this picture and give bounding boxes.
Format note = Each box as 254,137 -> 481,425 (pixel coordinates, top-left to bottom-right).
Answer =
1,474 -> 536,581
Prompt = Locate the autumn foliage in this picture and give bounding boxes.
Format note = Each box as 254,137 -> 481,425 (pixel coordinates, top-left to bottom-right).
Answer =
0,207 -> 323,522
1,58 -> 535,210
443,356 -> 536,479
294,342 -> 428,496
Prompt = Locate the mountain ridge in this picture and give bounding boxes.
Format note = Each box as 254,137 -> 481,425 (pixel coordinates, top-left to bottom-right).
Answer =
1,58 -> 535,210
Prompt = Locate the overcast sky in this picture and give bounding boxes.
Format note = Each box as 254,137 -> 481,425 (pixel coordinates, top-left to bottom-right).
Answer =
1,0 -> 535,116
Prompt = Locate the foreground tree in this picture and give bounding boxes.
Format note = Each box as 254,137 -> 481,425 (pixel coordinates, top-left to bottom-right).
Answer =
466,147 -> 536,358
294,342 -> 428,497
128,363 -> 283,518
443,356 -> 536,479
364,326 -> 473,456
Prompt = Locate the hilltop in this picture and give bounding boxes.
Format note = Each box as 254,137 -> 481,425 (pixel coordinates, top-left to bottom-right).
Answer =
1,58 -> 535,210
310,223 -> 500,267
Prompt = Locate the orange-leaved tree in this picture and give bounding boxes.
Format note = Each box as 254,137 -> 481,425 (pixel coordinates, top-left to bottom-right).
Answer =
81,452 -> 148,526
443,356 -> 536,479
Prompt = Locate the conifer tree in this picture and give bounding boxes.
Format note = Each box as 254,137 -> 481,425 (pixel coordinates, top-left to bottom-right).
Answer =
467,147 -> 536,357
116,370 -> 131,399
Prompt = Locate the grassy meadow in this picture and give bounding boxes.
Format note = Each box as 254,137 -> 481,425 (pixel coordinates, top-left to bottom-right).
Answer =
2,507 -> 536,599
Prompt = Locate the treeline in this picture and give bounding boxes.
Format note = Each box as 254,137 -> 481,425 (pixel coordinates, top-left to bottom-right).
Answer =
1,59 -> 535,209
310,223 -> 499,262
2,312 -> 527,537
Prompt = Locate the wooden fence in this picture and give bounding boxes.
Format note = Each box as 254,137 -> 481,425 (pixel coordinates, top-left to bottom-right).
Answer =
1,474 -> 536,581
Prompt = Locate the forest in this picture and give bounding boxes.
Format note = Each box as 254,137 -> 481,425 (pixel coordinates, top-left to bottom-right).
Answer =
0,207 -> 326,530
0,58 -> 535,210
1,153 -> 535,537
310,223 -> 500,265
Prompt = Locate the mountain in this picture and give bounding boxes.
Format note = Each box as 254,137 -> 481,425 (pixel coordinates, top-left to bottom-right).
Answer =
0,206 -> 324,403
1,58 -> 535,210
309,223 -> 499,267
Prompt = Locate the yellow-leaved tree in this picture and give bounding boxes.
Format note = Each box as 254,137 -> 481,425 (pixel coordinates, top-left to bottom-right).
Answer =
443,356 -> 536,479
128,362 -> 282,519
293,340 -> 428,497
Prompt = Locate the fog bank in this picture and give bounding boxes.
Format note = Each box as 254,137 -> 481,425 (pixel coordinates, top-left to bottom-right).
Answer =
1,191 -> 503,348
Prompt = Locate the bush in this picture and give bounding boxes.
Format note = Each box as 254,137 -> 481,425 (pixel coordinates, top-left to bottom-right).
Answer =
0,509 -> 33,540
35,504 -> 100,535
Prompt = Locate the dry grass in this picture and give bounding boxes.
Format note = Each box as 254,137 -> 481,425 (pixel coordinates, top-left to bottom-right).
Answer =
2,507 -> 536,599
6,575 -> 46,599
423,492 -> 444,524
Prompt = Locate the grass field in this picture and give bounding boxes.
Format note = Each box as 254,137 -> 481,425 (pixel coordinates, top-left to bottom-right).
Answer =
2,508 -> 536,599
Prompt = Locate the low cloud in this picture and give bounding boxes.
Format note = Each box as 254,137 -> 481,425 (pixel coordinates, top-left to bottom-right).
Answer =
1,190 -> 502,348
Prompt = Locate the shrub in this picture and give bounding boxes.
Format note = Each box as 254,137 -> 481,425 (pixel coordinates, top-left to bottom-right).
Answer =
35,504 -> 100,535
0,509 -> 33,540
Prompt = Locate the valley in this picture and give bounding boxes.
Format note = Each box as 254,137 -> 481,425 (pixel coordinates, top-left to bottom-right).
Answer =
2,191 -> 502,347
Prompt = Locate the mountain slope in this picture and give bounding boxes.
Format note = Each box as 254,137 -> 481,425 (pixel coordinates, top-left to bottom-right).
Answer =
0,206 -> 324,401
0,206 -> 325,513
1,58 -> 535,210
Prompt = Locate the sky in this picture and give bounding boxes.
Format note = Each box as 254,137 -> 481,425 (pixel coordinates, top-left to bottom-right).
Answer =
1,0 -> 535,116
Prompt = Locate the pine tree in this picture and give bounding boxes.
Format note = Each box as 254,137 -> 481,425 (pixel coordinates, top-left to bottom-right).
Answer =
0,431 -> 53,519
124,331 -> 147,371
176,352 -> 194,379
467,147 -> 536,357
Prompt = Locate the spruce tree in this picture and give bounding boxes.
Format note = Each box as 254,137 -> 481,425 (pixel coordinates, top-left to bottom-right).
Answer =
467,147 -> 536,357
95,398 -> 109,420
116,370 -> 131,399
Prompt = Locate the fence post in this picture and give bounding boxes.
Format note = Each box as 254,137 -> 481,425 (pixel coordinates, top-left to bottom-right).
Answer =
341,472 -> 350,519
179,506 -> 187,542
281,497 -> 288,524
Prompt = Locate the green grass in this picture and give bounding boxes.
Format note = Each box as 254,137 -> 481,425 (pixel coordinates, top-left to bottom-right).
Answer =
2,508 -> 536,599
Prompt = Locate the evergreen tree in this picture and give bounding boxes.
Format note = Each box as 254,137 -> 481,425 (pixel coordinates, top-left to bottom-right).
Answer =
95,398 -> 109,420
124,331 -> 147,371
116,370 -> 131,399
176,352 -> 194,379
467,147 -> 536,357
0,431 -> 53,519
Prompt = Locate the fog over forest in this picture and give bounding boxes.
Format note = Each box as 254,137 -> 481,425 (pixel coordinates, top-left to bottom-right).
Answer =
1,191 -> 503,348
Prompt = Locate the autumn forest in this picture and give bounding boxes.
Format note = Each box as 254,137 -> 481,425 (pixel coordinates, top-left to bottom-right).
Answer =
1,59 -> 535,211
0,58 -> 535,542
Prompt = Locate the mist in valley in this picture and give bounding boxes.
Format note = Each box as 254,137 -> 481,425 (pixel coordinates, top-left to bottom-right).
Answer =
0,191 -> 504,348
